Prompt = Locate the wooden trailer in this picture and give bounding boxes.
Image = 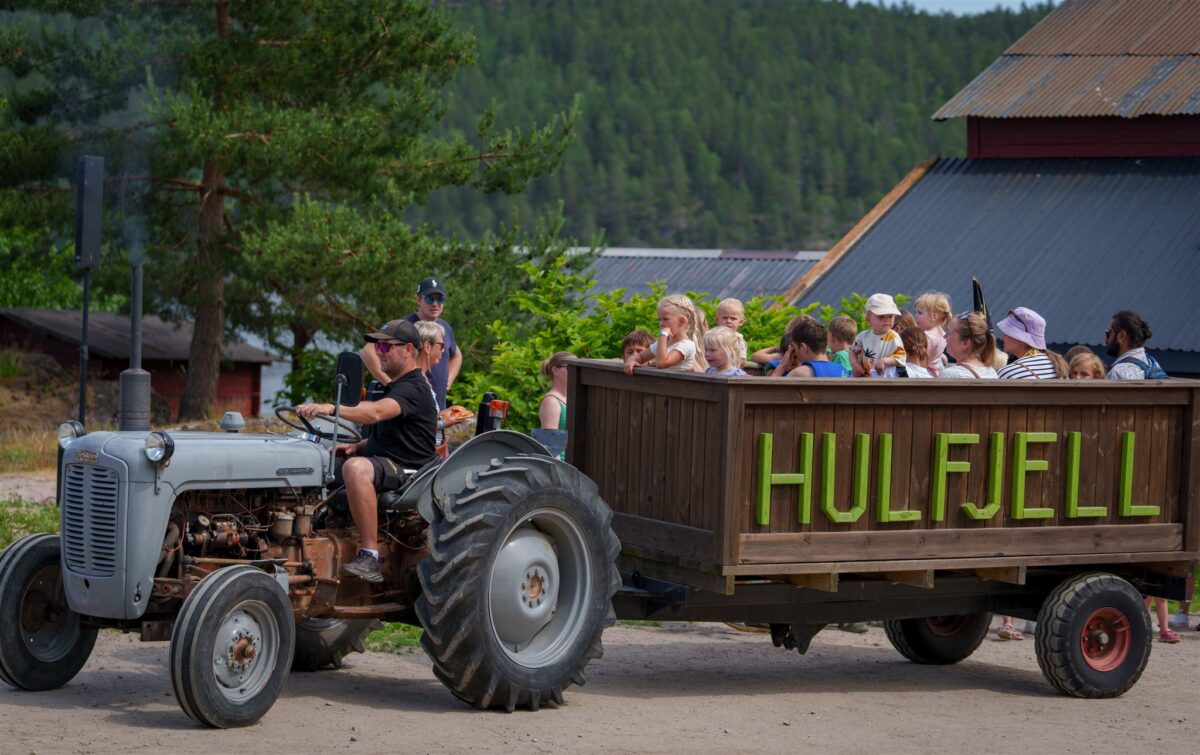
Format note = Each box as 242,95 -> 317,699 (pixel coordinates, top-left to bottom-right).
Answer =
567,360 -> 1199,697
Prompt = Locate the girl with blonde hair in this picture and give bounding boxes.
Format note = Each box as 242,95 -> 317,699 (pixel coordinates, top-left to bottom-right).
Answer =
704,327 -> 747,376
624,293 -> 708,373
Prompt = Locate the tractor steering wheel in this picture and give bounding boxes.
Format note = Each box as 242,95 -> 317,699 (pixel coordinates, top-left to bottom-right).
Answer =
275,406 -> 363,444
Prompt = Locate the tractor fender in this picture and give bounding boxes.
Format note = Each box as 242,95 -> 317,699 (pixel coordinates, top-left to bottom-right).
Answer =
400,430 -> 553,523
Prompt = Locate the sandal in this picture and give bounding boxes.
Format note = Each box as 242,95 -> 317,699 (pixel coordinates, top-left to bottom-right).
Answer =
996,624 -> 1024,641
1157,628 -> 1181,644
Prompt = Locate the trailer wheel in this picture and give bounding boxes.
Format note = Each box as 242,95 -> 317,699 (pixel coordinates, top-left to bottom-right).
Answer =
292,618 -> 381,671
883,613 -> 991,665
1034,573 -> 1151,699
0,534 -> 97,690
170,566 -> 295,728
416,456 -> 620,711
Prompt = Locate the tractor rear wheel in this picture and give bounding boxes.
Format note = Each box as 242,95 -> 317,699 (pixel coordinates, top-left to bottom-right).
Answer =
292,618 -> 381,671
0,534 -> 97,690
170,566 -> 295,728
883,613 -> 991,665
416,455 -> 620,711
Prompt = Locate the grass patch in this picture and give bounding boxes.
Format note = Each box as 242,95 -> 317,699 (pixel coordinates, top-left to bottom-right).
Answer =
367,622 -> 423,653
0,497 -> 60,550
0,428 -> 59,474
0,353 -> 20,380
618,619 -> 663,627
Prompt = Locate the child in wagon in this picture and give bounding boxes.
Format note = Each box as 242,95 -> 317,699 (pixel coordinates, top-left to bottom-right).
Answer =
624,293 -> 708,374
850,293 -> 906,378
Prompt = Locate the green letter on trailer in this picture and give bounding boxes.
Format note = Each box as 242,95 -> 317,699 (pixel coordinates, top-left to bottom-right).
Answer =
1118,431 -> 1160,517
1064,431 -> 1106,518
930,433 -> 978,522
1011,432 -> 1057,519
962,432 -> 1004,520
821,432 -> 869,524
755,432 -> 814,526
876,433 -> 920,523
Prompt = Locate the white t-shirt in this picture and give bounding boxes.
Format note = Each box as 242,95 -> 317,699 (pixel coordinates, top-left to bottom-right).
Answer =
940,363 -> 999,379
649,339 -> 698,372
853,329 -> 906,378
997,352 -> 1058,380
903,363 -> 933,378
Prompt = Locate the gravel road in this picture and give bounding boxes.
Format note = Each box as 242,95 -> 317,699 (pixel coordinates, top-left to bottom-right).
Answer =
1,620 -> 1196,754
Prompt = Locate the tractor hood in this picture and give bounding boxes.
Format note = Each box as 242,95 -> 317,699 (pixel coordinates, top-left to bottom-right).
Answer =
60,431 -> 327,493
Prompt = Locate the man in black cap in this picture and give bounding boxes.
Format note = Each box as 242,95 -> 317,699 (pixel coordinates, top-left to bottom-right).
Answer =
360,277 -> 461,411
299,320 -> 437,582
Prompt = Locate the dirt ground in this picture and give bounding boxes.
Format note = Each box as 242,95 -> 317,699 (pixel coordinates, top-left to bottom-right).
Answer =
0,470 -> 57,503
1,620 -> 1196,754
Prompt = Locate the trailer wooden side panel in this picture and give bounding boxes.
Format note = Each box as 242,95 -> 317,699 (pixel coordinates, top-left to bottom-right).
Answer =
568,361 -> 1200,577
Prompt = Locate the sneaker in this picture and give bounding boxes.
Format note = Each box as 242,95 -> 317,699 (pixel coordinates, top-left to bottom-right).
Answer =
837,622 -> 869,634
1167,612 -> 1190,630
1024,620 -> 1038,634
341,551 -> 383,583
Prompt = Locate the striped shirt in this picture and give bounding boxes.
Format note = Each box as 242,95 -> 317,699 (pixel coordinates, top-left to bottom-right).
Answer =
997,352 -> 1058,380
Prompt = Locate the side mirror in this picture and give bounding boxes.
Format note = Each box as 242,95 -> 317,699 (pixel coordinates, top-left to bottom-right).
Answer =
335,351 -> 363,408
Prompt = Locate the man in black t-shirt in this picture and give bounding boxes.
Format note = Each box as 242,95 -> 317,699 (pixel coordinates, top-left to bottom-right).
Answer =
298,320 -> 437,582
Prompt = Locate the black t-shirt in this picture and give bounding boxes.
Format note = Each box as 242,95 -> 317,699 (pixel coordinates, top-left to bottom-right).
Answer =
361,369 -> 438,469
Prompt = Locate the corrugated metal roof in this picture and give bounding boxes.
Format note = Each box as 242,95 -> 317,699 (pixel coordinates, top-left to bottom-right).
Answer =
587,249 -> 821,304
796,157 -> 1200,359
934,0 -> 1200,119
0,308 -> 274,364
1006,0 -> 1200,56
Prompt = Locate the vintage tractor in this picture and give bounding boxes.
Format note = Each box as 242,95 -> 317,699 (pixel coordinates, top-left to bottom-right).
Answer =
0,356 -> 620,728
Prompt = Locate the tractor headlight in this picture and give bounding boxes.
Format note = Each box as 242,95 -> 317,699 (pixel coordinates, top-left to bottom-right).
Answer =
57,420 -> 85,449
144,431 -> 175,463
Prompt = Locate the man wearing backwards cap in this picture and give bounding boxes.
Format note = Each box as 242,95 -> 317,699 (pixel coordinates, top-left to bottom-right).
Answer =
996,307 -> 1057,380
299,319 -> 437,582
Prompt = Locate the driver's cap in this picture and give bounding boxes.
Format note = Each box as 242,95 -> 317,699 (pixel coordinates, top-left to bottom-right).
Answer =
364,319 -> 420,345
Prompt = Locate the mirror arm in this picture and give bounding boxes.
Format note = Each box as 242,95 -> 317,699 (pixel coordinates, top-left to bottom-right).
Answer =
327,374 -> 347,484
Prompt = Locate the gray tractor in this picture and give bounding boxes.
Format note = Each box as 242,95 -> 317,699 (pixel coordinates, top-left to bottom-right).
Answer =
0,356 -> 619,728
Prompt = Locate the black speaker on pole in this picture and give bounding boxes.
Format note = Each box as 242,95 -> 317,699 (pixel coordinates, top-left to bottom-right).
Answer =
74,156 -> 103,422
75,156 -> 104,271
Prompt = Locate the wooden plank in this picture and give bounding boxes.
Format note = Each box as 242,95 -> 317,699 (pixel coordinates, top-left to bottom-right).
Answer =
720,387 -> 744,565
614,512 -> 715,562
565,365 -> 586,466
970,566 -> 1027,585
582,366 -> 723,402
720,550 -> 1200,576
880,569 -> 935,589
737,524 -> 1183,564
774,153 -> 939,306
1183,388 -> 1200,552
786,573 -> 839,592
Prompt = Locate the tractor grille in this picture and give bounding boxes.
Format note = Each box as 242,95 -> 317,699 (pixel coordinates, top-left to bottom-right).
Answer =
62,463 -> 120,577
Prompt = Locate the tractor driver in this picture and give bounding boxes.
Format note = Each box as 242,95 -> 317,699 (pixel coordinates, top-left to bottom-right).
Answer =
297,320 -> 437,582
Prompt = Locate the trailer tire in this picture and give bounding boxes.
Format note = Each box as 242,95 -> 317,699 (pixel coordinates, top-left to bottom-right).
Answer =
292,618 -> 381,671
1034,572 -> 1151,699
883,613 -> 991,665
170,566 -> 295,728
416,455 -> 620,711
0,534 -> 97,690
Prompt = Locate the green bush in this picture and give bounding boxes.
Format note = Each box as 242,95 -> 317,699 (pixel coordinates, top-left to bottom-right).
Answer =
449,256 -> 906,431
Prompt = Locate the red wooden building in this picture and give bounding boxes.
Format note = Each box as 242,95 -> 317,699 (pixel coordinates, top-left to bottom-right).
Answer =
0,307 -> 272,418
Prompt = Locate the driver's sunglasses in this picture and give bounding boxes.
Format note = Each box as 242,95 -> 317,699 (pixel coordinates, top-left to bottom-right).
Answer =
423,294 -> 445,305
374,340 -> 405,354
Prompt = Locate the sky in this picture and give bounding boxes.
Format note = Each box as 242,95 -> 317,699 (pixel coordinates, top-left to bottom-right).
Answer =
857,0 -> 1056,14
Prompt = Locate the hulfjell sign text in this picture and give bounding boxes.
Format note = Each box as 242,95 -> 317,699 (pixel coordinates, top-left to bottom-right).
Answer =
756,430 -> 1159,527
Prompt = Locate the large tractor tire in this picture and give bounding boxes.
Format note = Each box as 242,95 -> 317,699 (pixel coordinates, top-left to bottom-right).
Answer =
170,565 -> 295,728
0,533 -> 97,690
292,618 -> 381,671
1034,573 -> 1151,699
883,613 -> 991,665
416,455 -> 620,711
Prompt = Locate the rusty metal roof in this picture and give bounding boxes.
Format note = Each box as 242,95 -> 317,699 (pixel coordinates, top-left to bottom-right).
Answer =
934,0 -> 1200,119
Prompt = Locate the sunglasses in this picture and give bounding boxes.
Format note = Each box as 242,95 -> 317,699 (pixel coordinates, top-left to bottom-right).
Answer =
422,295 -> 445,305
374,340 -> 407,354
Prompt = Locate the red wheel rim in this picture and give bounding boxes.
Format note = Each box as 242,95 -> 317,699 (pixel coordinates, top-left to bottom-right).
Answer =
924,615 -> 970,637
1080,607 -> 1132,672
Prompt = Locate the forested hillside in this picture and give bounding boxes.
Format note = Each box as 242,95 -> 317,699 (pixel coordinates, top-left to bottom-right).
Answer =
418,0 -> 1051,248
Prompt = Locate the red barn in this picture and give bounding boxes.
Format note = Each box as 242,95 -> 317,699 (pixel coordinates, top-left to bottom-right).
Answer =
0,307 -> 272,418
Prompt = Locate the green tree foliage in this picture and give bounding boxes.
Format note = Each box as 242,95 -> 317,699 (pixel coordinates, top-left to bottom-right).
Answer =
1,1 -> 577,418
452,257 -> 901,431
414,0 -> 1051,247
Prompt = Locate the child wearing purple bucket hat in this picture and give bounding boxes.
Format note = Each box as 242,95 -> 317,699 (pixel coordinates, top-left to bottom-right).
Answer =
996,307 -> 1058,380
